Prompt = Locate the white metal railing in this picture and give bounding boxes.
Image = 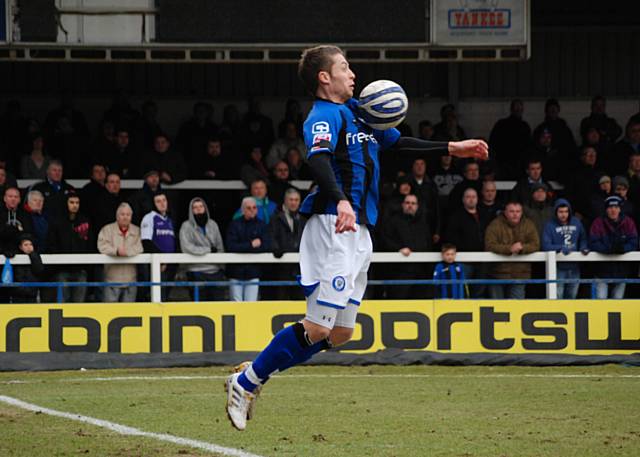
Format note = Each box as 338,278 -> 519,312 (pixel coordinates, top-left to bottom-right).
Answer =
15,179 -> 561,192
2,251 -> 639,302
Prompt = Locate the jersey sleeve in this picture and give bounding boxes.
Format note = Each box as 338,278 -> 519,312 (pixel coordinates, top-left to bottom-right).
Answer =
140,213 -> 154,241
303,108 -> 343,159
373,127 -> 402,150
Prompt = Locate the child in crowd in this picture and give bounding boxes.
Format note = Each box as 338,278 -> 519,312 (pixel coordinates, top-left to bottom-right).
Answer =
433,243 -> 467,299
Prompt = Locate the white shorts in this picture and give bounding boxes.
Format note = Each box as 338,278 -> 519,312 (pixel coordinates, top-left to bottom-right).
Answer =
299,214 -> 372,329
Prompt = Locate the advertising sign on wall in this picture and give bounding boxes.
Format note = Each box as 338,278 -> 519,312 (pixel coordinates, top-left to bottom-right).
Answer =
1,300 -> 638,355
431,0 -> 529,46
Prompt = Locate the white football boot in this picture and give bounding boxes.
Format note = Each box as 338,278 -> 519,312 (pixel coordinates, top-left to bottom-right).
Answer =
225,372 -> 255,431
233,361 -> 262,420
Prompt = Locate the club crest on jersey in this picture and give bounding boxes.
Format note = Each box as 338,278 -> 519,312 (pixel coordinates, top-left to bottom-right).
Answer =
311,121 -> 330,134
332,275 -> 346,292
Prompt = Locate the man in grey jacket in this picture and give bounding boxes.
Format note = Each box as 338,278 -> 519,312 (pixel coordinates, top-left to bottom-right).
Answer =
179,197 -> 225,301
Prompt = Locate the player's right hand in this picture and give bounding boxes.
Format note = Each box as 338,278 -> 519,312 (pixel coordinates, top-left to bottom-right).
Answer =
336,200 -> 357,233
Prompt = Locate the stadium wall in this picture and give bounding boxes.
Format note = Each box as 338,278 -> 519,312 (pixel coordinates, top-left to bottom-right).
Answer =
1,300 -> 638,371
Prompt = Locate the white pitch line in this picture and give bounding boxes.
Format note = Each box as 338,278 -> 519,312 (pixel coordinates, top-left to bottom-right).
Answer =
0,395 -> 263,457
2,372 -> 640,385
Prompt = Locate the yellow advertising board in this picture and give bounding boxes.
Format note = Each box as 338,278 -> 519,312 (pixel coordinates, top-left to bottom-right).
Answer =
0,300 -> 638,355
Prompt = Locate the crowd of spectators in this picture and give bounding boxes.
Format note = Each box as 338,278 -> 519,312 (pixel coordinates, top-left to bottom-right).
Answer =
1,94 -> 639,302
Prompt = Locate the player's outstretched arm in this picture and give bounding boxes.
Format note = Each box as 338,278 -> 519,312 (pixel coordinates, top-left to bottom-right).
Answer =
448,139 -> 489,160
393,137 -> 489,161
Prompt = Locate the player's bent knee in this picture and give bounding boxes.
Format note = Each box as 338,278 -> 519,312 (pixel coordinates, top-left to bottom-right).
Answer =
302,320 -> 332,342
329,327 -> 353,347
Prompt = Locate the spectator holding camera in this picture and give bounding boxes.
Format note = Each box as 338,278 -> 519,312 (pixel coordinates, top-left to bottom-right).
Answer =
589,195 -> 638,299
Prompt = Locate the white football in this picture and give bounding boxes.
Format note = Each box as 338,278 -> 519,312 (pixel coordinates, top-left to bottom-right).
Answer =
357,80 -> 408,130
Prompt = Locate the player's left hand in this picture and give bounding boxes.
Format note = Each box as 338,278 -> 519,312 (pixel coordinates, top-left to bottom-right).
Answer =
449,139 -> 489,160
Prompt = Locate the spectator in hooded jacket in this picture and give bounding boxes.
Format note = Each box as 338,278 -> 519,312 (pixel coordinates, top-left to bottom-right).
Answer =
226,197 -> 272,301
589,195 -> 638,299
48,193 -> 95,302
542,199 -> 589,299
179,197 -> 226,301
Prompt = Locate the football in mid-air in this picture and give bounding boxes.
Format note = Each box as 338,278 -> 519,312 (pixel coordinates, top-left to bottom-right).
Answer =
357,80 -> 408,130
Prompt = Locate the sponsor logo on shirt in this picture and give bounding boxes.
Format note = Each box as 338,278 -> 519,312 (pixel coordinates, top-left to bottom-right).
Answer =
346,132 -> 378,145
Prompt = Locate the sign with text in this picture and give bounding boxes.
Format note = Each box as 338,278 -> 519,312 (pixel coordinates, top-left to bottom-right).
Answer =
431,0 -> 528,46
1,300 -> 638,355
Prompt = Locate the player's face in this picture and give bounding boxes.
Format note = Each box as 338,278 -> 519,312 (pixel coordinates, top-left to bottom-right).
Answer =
327,54 -> 355,102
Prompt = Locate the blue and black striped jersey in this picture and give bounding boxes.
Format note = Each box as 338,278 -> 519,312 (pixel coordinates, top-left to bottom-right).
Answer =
300,98 -> 400,227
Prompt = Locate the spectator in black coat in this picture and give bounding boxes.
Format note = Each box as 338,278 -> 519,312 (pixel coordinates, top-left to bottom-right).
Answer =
269,188 -> 306,299
533,99 -> 577,162
510,157 -> 554,205
445,188 -> 491,298
566,146 -> 604,225
479,179 -> 502,221
31,160 -> 76,226
609,118 -> 640,177
91,172 -> 126,232
94,126 -> 135,178
0,166 -> 18,199
269,161 -> 298,205
189,137 -> 230,179
47,193 -> 94,302
134,132 -> 187,184
580,96 -> 622,145
0,187 -> 26,257
128,170 -> 162,225
9,234 -> 45,304
225,197 -> 272,301
80,163 -> 107,216
409,158 -> 441,244
489,99 -> 532,179
285,147 -> 312,180
177,101 -> 218,163
381,194 -> 431,299
448,160 -> 482,212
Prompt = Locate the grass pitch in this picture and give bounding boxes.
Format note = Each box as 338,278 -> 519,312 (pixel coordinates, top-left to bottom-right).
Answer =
0,365 -> 639,457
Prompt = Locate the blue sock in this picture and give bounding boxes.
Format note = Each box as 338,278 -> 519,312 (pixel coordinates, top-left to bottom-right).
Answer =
237,322 -> 328,392
277,339 -> 330,373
